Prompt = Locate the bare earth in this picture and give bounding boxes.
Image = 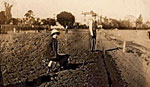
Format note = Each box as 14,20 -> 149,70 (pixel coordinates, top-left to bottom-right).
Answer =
0,29 -> 150,87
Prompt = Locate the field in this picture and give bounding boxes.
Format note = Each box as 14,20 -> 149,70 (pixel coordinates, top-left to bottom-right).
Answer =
105,30 -> 150,49
0,29 -> 150,87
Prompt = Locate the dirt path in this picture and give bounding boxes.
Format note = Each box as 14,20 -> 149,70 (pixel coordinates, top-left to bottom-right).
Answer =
96,30 -> 127,87
98,30 -> 150,87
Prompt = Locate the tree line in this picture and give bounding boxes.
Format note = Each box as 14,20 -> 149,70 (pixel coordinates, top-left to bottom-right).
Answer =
98,14 -> 150,30
0,2 -> 150,30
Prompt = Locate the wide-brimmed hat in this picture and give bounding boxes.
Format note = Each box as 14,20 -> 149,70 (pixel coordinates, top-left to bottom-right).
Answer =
51,29 -> 60,36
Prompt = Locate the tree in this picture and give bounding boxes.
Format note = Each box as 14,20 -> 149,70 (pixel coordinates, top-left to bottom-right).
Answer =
102,16 -> 110,29
24,10 -> 35,25
25,10 -> 34,18
11,18 -> 19,25
136,14 -> 143,29
109,19 -> 120,29
33,18 -> 41,25
57,11 -> 75,32
0,11 -> 6,24
46,18 -> 56,26
118,20 -> 128,29
4,2 -> 13,24
40,18 -> 56,30
41,18 -> 56,26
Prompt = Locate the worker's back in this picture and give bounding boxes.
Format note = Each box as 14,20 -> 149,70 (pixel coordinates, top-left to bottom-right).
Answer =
92,21 -> 97,37
92,21 -> 97,30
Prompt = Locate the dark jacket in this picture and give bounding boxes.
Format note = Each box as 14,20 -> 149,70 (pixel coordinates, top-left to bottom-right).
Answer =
92,21 -> 97,38
50,38 -> 58,58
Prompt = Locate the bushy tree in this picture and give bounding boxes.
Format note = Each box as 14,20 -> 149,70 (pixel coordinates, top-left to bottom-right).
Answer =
57,11 -> 75,29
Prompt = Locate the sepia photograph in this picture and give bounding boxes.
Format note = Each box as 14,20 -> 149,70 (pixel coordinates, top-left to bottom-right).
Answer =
0,0 -> 150,87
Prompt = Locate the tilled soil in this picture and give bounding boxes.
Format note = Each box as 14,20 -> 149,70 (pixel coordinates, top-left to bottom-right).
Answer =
0,30 -> 127,87
0,32 -> 52,86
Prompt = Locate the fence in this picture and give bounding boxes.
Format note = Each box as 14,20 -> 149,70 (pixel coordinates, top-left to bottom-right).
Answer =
0,25 -> 50,33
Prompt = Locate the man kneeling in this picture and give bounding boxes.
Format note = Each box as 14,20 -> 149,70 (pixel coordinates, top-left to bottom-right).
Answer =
47,29 -> 70,73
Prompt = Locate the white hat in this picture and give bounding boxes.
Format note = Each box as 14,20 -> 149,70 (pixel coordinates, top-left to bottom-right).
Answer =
51,29 -> 60,36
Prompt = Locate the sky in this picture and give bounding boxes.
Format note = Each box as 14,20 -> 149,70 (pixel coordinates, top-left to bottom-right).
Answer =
0,0 -> 150,22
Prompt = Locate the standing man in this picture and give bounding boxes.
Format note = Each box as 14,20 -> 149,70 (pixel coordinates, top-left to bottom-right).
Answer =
89,18 -> 97,52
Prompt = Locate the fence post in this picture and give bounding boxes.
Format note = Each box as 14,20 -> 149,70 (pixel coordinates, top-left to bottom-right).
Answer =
13,27 -> 16,33
123,41 -> 126,52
